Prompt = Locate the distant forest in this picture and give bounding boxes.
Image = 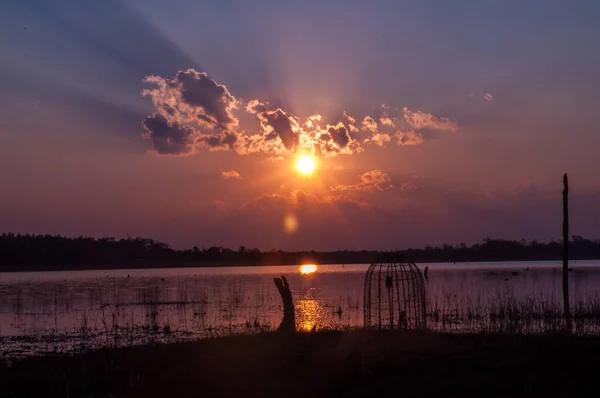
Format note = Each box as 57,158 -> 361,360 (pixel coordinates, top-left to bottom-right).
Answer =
1,233 -> 600,271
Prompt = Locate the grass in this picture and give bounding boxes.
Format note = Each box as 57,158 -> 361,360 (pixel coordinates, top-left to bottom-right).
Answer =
5,286 -> 600,360
2,330 -> 600,397
5,272 -> 600,358
5,273 -> 600,396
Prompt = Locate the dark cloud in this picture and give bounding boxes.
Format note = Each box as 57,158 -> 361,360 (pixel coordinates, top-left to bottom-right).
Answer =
396,131 -> 425,146
198,132 -> 238,150
326,123 -> 351,148
261,109 -> 300,150
141,113 -> 197,155
314,122 -> 363,157
246,101 -> 300,150
141,69 -> 241,155
174,69 -> 238,129
143,69 -> 238,131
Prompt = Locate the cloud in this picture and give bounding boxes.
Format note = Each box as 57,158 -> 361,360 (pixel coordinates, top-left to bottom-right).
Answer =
313,122 -> 363,156
304,114 -> 322,130
364,133 -> 392,147
379,117 -> 395,127
403,107 -> 458,132
141,69 -> 240,155
141,113 -> 198,155
152,186 -> 600,251
400,181 -> 423,191
396,131 -> 425,146
248,191 -> 369,215
221,170 -> 242,179
140,69 -> 456,158
198,131 -> 238,151
143,69 -> 238,130
343,111 -> 356,125
362,106 -> 458,148
247,101 -> 301,150
484,92 -> 494,101
241,102 -> 363,158
361,116 -> 378,133
332,170 -> 393,192
325,123 -> 350,147
235,132 -> 289,156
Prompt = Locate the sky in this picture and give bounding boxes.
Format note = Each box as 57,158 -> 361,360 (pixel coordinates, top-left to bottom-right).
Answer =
1,0 -> 600,250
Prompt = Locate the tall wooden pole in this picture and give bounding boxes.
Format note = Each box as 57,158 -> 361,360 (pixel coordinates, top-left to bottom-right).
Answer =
562,173 -> 571,330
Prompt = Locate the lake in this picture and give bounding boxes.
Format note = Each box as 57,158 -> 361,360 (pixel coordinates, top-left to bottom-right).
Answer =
2,260 -> 600,358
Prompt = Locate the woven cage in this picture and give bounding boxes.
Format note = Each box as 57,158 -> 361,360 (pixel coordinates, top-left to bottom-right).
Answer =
364,261 -> 426,330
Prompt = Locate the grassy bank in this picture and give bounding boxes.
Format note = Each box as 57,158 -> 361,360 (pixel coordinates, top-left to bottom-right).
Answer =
2,330 -> 600,397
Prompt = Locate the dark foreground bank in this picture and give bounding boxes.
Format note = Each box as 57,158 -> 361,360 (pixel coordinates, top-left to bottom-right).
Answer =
2,331 -> 600,397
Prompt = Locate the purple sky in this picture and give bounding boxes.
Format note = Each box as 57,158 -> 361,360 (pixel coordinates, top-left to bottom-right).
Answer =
1,0 -> 600,250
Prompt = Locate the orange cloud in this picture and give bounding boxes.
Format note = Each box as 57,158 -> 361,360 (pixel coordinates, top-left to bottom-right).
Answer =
379,116 -> 395,127
402,107 -> 458,132
332,170 -> 393,192
362,106 -> 458,148
221,170 -> 242,179
314,122 -> 363,157
396,131 -> 425,146
361,116 -> 378,133
364,133 -> 392,147
238,101 -> 363,158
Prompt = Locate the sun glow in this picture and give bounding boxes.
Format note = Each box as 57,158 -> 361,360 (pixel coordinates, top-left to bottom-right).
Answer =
283,214 -> 298,233
295,155 -> 316,175
300,264 -> 317,275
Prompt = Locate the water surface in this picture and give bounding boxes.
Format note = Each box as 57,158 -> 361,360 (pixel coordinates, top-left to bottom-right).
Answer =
2,260 -> 600,357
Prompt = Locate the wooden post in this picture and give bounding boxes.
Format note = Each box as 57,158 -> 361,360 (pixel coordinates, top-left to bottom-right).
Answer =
562,173 -> 571,331
273,275 -> 295,333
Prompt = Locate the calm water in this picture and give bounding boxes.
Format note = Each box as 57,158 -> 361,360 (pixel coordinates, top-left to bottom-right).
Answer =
2,260 -> 600,357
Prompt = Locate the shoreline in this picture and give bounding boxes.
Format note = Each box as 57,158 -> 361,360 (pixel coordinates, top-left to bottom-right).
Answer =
1,257 -> 600,273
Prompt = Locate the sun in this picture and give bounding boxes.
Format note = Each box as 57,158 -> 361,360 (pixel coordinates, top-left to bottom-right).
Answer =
295,155 -> 316,175
300,264 -> 317,275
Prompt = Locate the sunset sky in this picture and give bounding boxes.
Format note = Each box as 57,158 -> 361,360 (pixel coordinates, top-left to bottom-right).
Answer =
1,0 -> 600,250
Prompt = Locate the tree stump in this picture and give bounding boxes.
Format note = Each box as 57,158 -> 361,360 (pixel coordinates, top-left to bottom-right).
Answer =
273,275 -> 295,333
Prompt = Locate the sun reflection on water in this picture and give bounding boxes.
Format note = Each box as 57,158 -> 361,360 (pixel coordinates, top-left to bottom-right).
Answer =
300,264 -> 317,275
296,298 -> 324,331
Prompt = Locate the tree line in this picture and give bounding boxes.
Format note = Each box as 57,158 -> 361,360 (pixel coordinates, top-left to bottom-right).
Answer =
1,233 -> 600,270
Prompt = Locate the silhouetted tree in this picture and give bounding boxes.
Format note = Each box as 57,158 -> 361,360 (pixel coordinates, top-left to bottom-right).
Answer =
1,233 -> 600,270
